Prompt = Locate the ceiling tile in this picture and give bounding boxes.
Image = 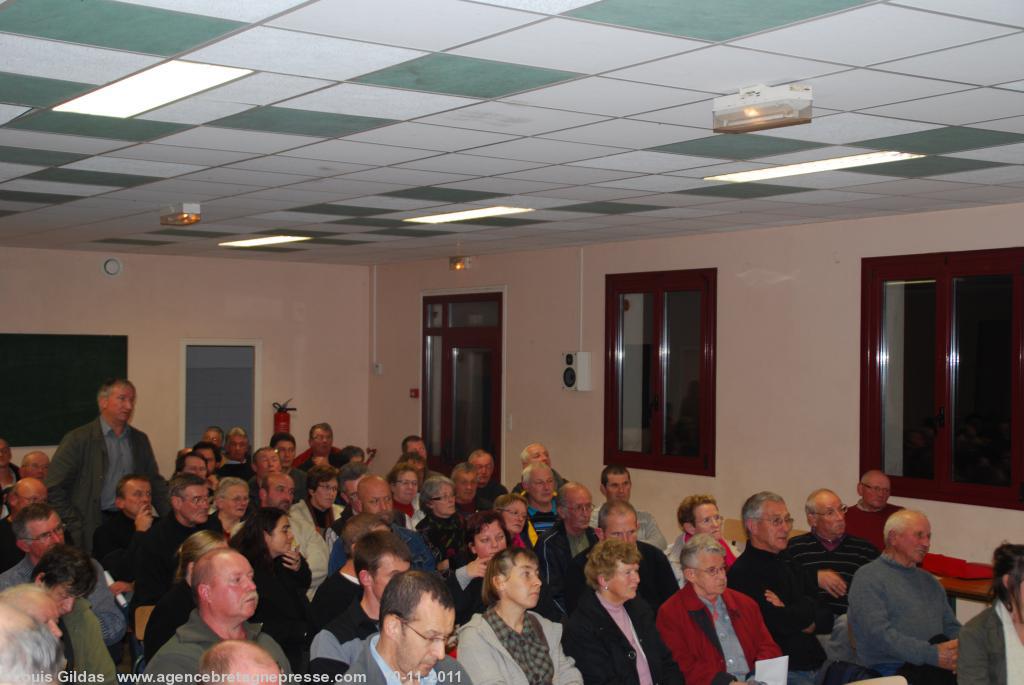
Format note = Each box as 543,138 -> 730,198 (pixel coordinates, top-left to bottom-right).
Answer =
652,134 -> 826,159
269,0 -> 537,51
1,178 -> 120,196
199,73 -> 334,107
501,165 -> 640,184
344,122 -> 518,152
279,83 -> 479,119
399,153 -> 544,175
150,227 -> 239,238
137,100 -> 254,125
107,144 -> 256,166
864,88 -> 1024,126
283,140 -> 437,165
25,167 -> 159,188
750,144 -> 873,165
0,104 -> 30,127
355,53 -> 579,99
677,183 -> 810,199
893,0 -> 1024,27
5,112 -> 188,142
801,69 -> 970,111
469,138 -> 622,163
850,156 -> 1006,177
368,227 -> 454,237
182,168 -> 313,187
209,107 -> 395,138
444,178 -> 566,195
188,27 -> 425,81
452,17 -> 704,72
289,203 -> 391,217
736,5 -> 1011,66
595,175 -> 710,192
610,45 -> 842,94
0,162 -> 42,182
631,100 -> 716,129
739,169 -> 892,189
0,145 -> 87,166
915,185 -> 1024,203
116,0 -> 310,22
541,120 -> 707,148
384,187 -> 502,203
503,77 -> 707,117
94,237 -> 174,246
567,0 -> 868,41
571,150 -> 722,173
0,72 -> 92,108
927,165 -> 1024,185
340,169 -> 472,187
547,200 -> 663,215
878,33 -> 1024,86
853,126 -> 1024,154
278,178 -> 405,197
837,178 -> 979,195
948,142 -> 1024,164
757,113 -> 940,144
229,156 -> 368,177
975,116 -> 1024,135
417,102 -> 606,135
152,127 -> 323,154
668,161 -> 769,178
0,33 -> 160,84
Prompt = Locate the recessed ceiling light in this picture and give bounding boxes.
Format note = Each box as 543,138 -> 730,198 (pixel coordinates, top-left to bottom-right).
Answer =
404,206 -> 534,224
54,61 -> 252,118
219,236 -> 313,248
703,151 -> 924,183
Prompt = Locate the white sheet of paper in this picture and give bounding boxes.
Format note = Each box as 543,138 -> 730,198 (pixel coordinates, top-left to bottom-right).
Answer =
754,655 -> 788,685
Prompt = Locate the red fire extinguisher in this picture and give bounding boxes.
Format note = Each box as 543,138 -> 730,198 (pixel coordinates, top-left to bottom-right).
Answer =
272,399 -> 296,434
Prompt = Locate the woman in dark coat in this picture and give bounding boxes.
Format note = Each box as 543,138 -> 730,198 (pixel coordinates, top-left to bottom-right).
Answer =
415,475 -> 464,574
447,510 -> 509,625
562,538 -> 683,685
231,507 -> 312,673
959,542 -> 1024,685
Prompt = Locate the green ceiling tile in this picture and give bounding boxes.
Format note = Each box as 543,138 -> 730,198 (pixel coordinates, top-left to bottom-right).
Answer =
677,183 -> 809,198
0,0 -> 243,56
26,168 -> 159,188
369,228 -> 453,237
0,72 -> 93,108
568,0 -> 867,40
290,204 -> 390,217
94,238 -> 173,246
461,217 -> 545,227
0,189 -> 79,204
5,111 -> 188,141
333,217 -> 407,228
853,127 -> 1024,155
307,238 -> 369,246
355,53 -> 579,98
652,134 -> 826,159
151,228 -> 237,238
384,187 -> 502,202
0,146 -> 88,167
211,107 -> 394,138
257,228 -> 340,237
850,156 -> 1008,177
550,201 -> 665,214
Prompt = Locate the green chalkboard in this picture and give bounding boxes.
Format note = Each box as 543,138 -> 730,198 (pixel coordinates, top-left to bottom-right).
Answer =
0,334 -> 127,446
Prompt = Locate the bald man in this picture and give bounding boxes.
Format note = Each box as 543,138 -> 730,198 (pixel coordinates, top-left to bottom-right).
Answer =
19,451 -> 49,481
200,640 -> 282,684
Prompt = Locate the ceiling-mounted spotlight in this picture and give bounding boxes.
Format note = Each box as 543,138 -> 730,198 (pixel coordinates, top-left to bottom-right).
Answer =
160,202 -> 201,226
713,83 -> 812,133
449,256 -> 473,271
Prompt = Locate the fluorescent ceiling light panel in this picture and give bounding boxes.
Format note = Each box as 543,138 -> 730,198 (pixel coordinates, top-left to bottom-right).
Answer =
404,206 -> 534,224
703,151 -> 924,183
55,61 -> 252,118
219,235 -> 312,248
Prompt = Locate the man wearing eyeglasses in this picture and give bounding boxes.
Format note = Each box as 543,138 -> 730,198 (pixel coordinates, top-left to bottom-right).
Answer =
346,570 -> 470,685
728,492 -> 833,685
134,473 -> 212,606
0,503 -> 125,647
845,470 -> 902,552
535,482 -> 598,619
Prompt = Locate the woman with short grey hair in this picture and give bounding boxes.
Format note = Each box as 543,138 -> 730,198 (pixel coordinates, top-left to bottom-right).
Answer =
416,475 -> 463,574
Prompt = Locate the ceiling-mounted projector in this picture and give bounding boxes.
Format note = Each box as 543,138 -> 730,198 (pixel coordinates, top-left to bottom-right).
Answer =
712,84 -> 812,133
160,202 -> 201,226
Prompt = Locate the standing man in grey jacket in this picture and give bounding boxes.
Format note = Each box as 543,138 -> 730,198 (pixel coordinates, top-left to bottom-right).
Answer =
46,379 -> 168,554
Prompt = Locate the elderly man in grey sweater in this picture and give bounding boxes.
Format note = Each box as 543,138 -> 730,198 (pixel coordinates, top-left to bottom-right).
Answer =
848,509 -> 960,684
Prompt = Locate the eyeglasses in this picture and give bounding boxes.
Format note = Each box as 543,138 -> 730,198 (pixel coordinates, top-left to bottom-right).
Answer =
430,493 -> 455,502
860,483 -> 891,495
567,503 -> 594,514
759,516 -> 794,528
697,514 -> 724,526
22,523 -> 65,543
694,565 -> 727,578
498,509 -> 527,519
395,480 -> 419,488
401,620 -> 456,650
813,505 -> 848,518
316,484 -> 339,493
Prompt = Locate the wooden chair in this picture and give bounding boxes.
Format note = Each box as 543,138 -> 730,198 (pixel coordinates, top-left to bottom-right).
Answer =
134,604 -> 154,642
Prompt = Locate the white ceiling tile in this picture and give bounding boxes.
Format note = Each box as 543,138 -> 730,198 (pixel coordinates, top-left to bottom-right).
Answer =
0,199 -> 48,212
0,104 -> 29,126
669,161 -> 770,178
398,153 -> 543,175
225,189 -> 344,205
878,33 -> 1024,86
182,168 -> 314,187
501,165 -> 640,184
801,69 -> 970,110
893,0 -> 1024,28
837,195 -> 976,211
122,178 -> 256,198
753,145 -> 874,165
344,122 -> 518,151
62,157 -> 206,177
417,102 -> 606,135
188,27 -> 425,80
452,18 -> 704,72
283,140 -> 438,165
864,88 -> 1024,125
279,83 -> 479,119
760,189 -> 881,205
948,142 -> 1024,163
748,170 -> 895,189
929,165 -> 1024,184
339,169 -> 473,187
250,211 -> 335,224
137,100 -> 254,125
269,0 -> 537,51
541,120 -> 707,148
465,194 -> 573,208
502,77 -> 707,117
571,151 -> 727,173
0,34 -> 160,83
609,45 -> 841,95
0,130 -> 129,155
0,162 -> 43,182
281,178 -> 406,197
594,175 -> 710,192
757,113 -> 940,143
114,0 -> 309,22
228,156 -> 369,177
974,116 -> 1024,134
199,73 -> 334,106
630,101 -> 713,128
469,138 -> 623,163
107,144 -> 257,166
153,127 -> 323,153
836,178 -> 979,195
0,179 -> 119,196
332,195 -> 444,210
736,5 -> 1011,66
103,187 -> 224,203
452,178 -> 566,194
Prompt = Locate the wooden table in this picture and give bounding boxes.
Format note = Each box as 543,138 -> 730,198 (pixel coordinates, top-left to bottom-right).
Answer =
937,575 -> 991,609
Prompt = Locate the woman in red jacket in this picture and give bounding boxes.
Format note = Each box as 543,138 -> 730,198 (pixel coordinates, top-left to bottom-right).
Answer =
657,534 -> 781,685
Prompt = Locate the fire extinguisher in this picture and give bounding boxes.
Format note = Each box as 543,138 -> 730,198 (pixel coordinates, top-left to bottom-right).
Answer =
272,399 -> 297,434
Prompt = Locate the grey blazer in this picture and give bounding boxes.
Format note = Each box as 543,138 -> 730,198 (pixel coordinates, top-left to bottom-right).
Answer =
958,605 -> 1007,685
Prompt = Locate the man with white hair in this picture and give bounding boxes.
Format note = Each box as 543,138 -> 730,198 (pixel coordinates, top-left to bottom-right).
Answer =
521,462 -> 559,540
848,509 -> 960,683
0,602 -> 64,685
200,640 -> 282,684
511,442 -> 567,495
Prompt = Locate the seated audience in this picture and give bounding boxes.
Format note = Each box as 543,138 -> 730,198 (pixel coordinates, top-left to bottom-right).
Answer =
844,470 -> 902,551
210,476 -> 249,537
247,446 -> 282,506
448,510 -> 509,625
495,493 -> 531,549
144,531 -> 227,664
668,494 -> 738,585
312,513 -> 390,632
20,450 -> 50,481
217,427 -> 254,481
145,548 -> 289,676
174,451 -> 207,479
387,461 -> 423,528
0,437 -> 17,492
190,441 -> 220,493
468,449 -> 507,509
512,443 -> 568,496
657,534 -> 781,685
289,464 -> 342,599
134,473 -> 210,607
416,475 -> 464,574
458,547 -> 583,685
562,538 -> 683,685
332,445 -> 365,469
522,462 -> 559,541
200,640 -> 282,684
728,492 -> 832,685
452,462 -> 486,520
200,426 -> 225,451
0,601 -> 64,684
536,482 -> 598,619
334,461 -> 369,529
958,542 -> 1024,685
1,477 -> 47,573
309,530 -> 412,676
591,466 -> 667,549
231,507 -> 311,673
0,583 -> 62,641
294,422 -> 343,469
259,472 -> 296,511
92,474 -> 154,592
270,432 -> 306,499
345,570 -> 471,683
848,509 -> 960,683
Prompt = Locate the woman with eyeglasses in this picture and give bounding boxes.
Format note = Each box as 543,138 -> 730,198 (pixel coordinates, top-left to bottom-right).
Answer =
458,547 -> 583,685
667,494 -> 739,585
562,539 -> 683,685
209,476 -> 250,538
289,464 -> 342,598
231,507 -> 312,673
387,461 -> 424,529
959,543 -> 1024,685
494,493 -> 530,549
416,475 -> 464,574
447,510 -> 509,625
